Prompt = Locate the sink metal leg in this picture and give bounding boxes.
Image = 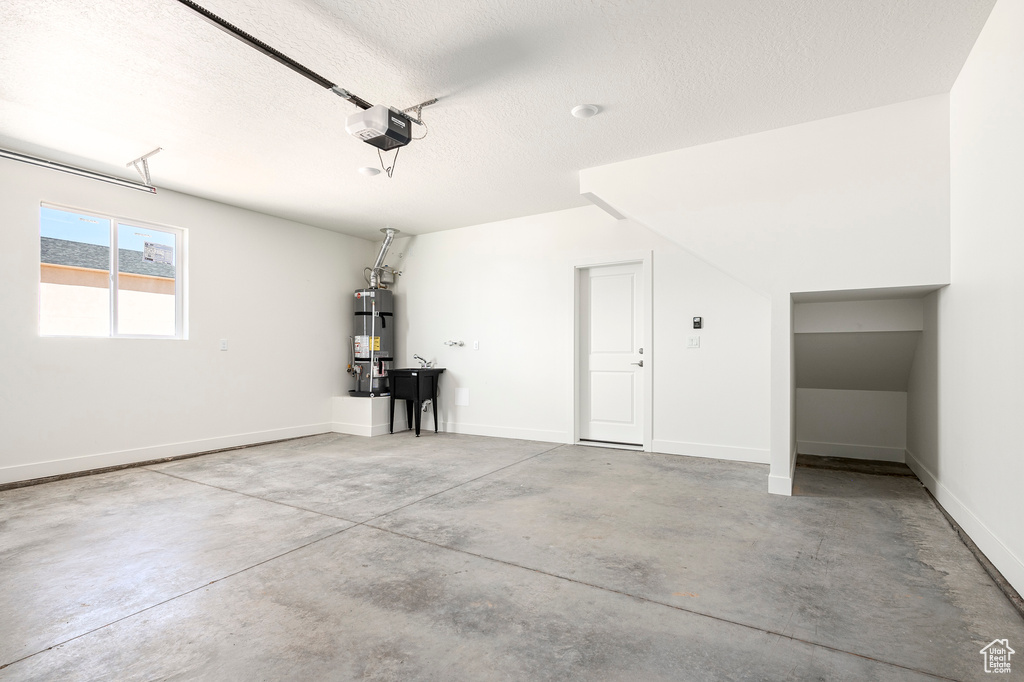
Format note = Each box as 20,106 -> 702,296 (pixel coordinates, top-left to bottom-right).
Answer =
433,390 -> 439,433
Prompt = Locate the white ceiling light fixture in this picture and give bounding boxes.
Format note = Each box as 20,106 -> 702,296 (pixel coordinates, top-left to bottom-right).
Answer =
359,166 -> 381,177
571,104 -> 600,119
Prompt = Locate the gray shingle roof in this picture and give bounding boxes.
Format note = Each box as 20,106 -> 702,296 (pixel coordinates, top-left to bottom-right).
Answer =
119,248 -> 175,278
41,237 -> 174,278
41,237 -> 108,270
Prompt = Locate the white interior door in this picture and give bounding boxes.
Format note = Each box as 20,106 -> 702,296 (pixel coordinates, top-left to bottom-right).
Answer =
578,262 -> 644,446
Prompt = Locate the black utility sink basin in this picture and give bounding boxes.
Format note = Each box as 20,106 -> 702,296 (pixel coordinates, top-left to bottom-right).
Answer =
389,368 -> 445,437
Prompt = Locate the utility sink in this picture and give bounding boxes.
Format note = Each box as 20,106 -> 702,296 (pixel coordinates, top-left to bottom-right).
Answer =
389,368 -> 445,437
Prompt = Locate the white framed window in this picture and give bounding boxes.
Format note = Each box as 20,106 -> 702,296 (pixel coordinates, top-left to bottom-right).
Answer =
39,203 -> 187,338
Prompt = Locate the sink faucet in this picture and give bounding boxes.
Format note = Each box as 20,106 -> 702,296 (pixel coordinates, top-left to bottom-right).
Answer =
413,354 -> 432,368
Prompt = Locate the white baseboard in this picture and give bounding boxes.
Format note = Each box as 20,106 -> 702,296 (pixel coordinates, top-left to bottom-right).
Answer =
0,423 -> 333,486
438,421 -> 568,444
768,472 -> 794,495
652,440 -> 770,464
767,447 -> 796,496
797,440 -> 905,462
906,449 -> 1024,594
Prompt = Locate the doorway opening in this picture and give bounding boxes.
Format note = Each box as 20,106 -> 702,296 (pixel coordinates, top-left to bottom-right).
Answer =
790,286 -> 942,488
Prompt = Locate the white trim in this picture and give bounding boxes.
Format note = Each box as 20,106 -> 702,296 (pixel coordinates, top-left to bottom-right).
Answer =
331,421 -> 396,437
0,423 -> 332,486
768,446 -> 796,495
568,251 -> 654,270
906,449 -> 1024,594
438,421 -> 567,444
768,472 -> 794,495
641,254 -> 654,451
797,440 -> 905,462
571,250 -> 654,453
653,440 -> 770,464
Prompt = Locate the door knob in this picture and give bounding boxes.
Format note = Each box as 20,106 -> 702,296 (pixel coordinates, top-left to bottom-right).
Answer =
631,360 -> 644,367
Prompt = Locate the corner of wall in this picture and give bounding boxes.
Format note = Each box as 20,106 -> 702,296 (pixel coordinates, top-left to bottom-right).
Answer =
767,464 -> 794,496
768,292 -> 795,496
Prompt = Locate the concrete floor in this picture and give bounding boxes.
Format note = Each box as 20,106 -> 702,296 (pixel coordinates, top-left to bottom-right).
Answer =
1,433 -> 1021,681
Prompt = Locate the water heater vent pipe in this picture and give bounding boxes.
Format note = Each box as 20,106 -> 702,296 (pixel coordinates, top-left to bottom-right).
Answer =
368,227 -> 399,289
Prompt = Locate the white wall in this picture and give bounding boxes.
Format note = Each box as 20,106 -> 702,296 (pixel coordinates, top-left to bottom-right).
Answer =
0,157 -> 374,484
580,96 -> 952,493
797,389 -> 907,462
794,299 -> 924,334
580,96 -> 951,296
393,206 -> 771,463
908,0 -> 1024,592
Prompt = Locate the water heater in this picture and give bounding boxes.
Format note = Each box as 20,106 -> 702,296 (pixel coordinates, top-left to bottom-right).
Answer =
351,288 -> 394,396
349,228 -> 399,397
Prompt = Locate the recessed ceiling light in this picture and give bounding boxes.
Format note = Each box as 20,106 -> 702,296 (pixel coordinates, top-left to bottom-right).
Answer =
359,166 -> 381,177
571,104 -> 599,119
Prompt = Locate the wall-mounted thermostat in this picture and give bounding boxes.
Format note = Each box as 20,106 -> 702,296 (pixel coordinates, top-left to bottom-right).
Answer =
693,317 -> 702,329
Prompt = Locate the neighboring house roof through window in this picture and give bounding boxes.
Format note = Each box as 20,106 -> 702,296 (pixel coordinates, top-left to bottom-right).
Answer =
41,237 -> 174,278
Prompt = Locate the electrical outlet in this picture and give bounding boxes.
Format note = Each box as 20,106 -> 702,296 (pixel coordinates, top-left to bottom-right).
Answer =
219,339 -> 229,351
473,340 -> 480,350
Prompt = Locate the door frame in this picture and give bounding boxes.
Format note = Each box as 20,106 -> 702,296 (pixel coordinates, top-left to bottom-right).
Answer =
571,251 -> 653,451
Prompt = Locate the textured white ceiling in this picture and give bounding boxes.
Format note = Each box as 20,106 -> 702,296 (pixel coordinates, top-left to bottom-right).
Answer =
0,0 -> 995,239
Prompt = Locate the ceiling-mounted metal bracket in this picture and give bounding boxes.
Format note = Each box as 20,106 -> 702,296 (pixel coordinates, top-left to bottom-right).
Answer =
330,86 -> 373,111
127,148 -> 162,185
401,98 -> 438,126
